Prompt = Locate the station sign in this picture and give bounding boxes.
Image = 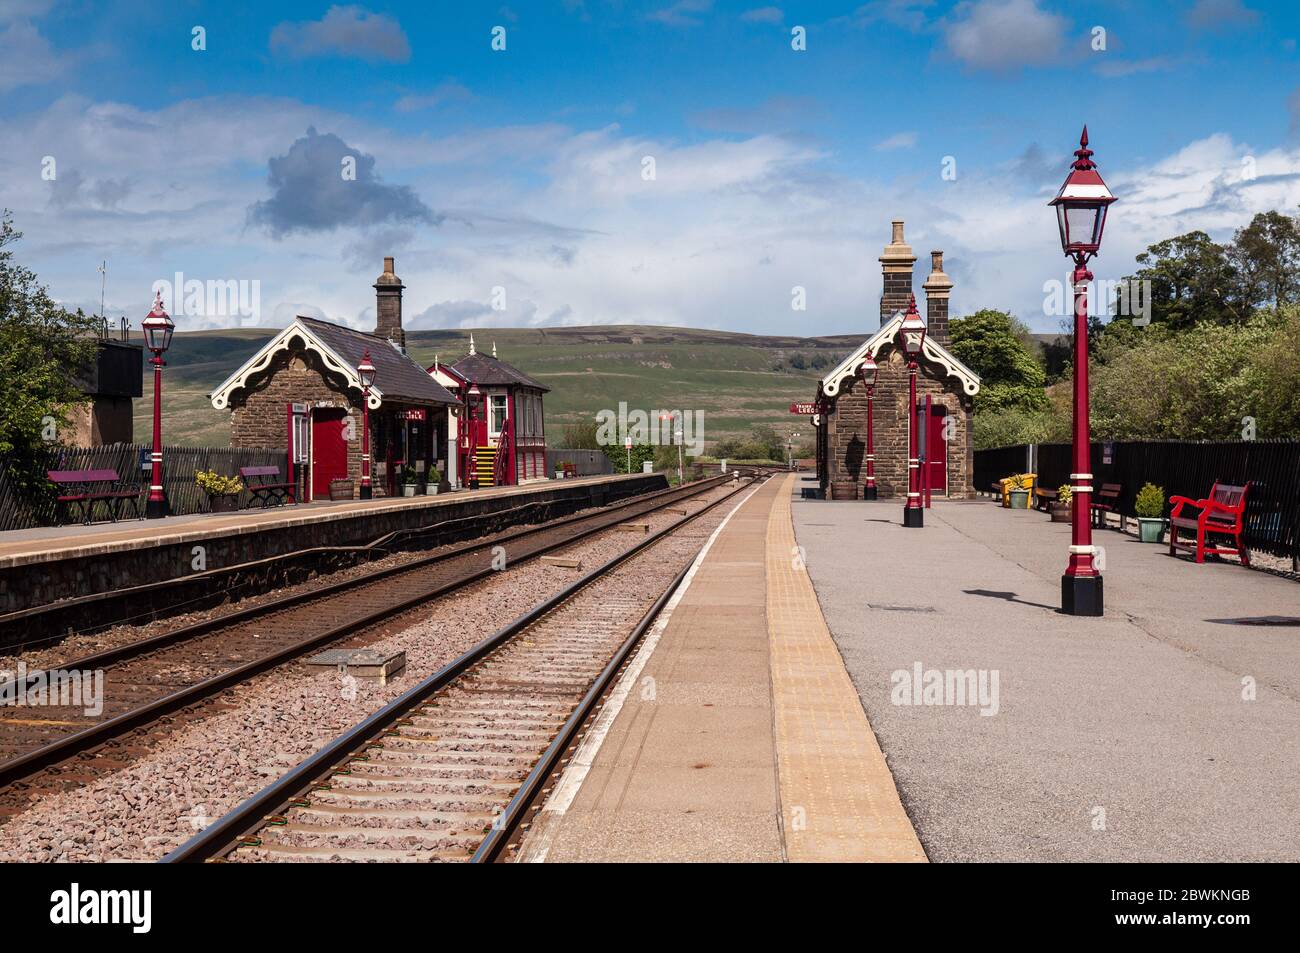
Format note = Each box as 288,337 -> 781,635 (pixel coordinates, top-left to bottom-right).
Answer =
789,402 -> 819,415
398,409 -> 427,421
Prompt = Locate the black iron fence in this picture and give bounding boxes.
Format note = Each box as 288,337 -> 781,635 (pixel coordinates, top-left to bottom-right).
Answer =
0,445 -> 288,531
976,440 -> 1300,564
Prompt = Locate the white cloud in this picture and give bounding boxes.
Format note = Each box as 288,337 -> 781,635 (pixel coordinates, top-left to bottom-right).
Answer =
876,132 -> 918,151
0,17 -> 66,92
1186,0 -> 1259,30
942,0 -> 1069,71
270,5 -> 410,63
394,80 -> 474,113
740,6 -> 783,24
647,0 -> 713,28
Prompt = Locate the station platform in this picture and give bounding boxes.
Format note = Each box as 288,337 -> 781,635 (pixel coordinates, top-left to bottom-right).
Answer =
520,473 -> 926,863
792,490 -> 1300,862
0,473 -> 663,619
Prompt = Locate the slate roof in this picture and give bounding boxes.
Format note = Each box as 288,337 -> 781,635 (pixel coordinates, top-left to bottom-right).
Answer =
298,317 -> 460,406
450,351 -> 550,392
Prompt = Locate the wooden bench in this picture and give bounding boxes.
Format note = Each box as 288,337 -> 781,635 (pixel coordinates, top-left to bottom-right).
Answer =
1090,483 -> 1124,530
48,469 -> 142,525
239,466 -> 296,508
1169,482 -> 1250,566
1034,487 -> 1058,512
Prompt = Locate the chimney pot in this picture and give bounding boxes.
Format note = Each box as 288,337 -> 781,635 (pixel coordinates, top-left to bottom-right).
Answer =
374,256 -> 405,349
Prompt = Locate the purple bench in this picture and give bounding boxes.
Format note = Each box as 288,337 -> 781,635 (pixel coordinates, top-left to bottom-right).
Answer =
48,468 -> 142,525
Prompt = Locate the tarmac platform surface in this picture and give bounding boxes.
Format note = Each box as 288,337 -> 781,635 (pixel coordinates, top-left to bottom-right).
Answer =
793,490 -> 1300,862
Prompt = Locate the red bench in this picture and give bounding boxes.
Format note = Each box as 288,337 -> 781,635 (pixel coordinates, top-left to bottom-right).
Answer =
239,465 -> 296,508
1090,482 -> 1124,530
1169,482 -> 1250,566
48,469 -> 142,525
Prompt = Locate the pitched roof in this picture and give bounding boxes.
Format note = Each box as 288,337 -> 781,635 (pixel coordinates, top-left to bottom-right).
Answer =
818,311 -> 980,401
210,316 -> 460,411
299,317 -> 459,405
450,351 -> 550,392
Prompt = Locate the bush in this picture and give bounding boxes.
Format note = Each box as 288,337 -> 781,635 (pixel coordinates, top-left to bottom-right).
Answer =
1135,483 -> 1165,519
1057,484 -> 1072,505
194,470 -> 242,496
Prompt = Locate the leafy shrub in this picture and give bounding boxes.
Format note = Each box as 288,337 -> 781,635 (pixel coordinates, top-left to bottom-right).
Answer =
1057,484 -> 1072,505
1135,483 -> 1165,519
194,469 -> 242,496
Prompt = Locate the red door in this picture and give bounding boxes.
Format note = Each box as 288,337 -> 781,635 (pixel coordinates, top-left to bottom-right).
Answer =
925,403 -> 948,495
311,407 -> 348,500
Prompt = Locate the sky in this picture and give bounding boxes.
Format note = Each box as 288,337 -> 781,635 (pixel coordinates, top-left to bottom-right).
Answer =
2,0 -> 1299,337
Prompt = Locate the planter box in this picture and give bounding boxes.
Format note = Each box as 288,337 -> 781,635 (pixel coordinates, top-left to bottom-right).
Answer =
1138,517 -> 1166,543
1008,489 -> 1030,510
1049,502 -> 1071,523
208,494 -> 239,514
328,478 -> 353,501
402,485 -> 417,497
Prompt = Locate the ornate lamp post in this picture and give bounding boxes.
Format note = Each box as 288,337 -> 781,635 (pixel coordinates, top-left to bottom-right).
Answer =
859,354 -> 879,500
898,294 -> 926,528
1049,126 -> 1116,616
357,350 -> 377,500
141,291 -> 174,519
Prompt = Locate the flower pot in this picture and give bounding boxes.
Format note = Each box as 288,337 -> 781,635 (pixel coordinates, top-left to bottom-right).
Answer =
1138,517 -> 1166,543
1008,489 -> 1029,510
1049,502 -> 1071,523
555,470 -> 565,480
208,494 -> 239,514
328,478 -> 353,501
402,485 -> 417,498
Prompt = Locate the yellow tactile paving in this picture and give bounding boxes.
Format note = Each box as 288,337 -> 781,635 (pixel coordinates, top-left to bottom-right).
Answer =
767,472 -> 927,862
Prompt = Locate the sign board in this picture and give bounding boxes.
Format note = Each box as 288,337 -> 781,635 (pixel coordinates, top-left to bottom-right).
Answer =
139,447 -> 151,472
398,409 -> 427,421
291,402 -> 308,414
789,402 -> 818,415
1102,440 -> 1115,466
624,437 -> 633,449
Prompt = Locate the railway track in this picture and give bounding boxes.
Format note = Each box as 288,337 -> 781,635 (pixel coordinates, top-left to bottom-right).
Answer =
164,473 -> 764,862
0,475 -> 740,814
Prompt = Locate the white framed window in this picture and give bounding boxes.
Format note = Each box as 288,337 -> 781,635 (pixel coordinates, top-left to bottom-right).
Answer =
490,394 -> 507,436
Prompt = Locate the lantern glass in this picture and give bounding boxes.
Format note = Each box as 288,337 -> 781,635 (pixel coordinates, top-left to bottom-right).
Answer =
358,365 -> 376,388
1056,201 -> 1107,254
859,359 -> 878,387
901,327 -> 925,357
143,318 -> 173,353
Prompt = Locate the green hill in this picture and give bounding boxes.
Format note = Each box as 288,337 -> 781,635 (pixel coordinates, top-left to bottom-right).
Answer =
132,324 -> 862,451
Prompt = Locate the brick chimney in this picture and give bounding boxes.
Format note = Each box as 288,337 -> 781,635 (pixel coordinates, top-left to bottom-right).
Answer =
879,220 -> 915,329
374,256 -> 405,349
923,250 -> 953,346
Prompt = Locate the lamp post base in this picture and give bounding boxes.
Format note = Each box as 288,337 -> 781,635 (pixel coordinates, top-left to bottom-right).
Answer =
359,484 -> 372,500
902,506 -> 924,528
863,485 -> 878,501
1061,574 -> 1104,616
146,496 -> 168,520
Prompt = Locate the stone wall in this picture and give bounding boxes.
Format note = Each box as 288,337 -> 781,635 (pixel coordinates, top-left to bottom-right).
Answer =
229,346 -> 365,493
826,341 -> 974,500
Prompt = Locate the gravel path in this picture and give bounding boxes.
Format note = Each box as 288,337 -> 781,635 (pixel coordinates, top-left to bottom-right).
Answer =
0,482 -> 743,862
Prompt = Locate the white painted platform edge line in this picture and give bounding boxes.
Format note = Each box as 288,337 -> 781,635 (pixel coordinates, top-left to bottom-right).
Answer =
519,481 -> 765,864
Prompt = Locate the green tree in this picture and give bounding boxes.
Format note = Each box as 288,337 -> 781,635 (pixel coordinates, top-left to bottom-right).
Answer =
560,419 -> 601,450
0,212 -> 101,496
1124,231 -> 1240,327
1227,210 -> 1300,311
948,309 -> 1048,413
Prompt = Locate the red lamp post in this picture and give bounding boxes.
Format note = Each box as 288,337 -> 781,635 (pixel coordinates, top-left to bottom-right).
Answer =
859,354 -> 879,500
1050,126 -> 1116,616
898,294 -> 926,527
358,350 -> 376,500
141,291 -> 174,519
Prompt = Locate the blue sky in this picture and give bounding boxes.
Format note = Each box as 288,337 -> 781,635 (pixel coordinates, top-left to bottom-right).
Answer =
3,0 -> 1298,335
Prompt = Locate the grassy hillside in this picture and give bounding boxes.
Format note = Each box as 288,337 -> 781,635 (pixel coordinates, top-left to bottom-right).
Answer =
133,324 -> 863,451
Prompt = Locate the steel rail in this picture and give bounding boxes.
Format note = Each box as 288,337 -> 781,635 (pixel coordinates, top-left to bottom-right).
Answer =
162,474 -> 760,863
0,476 -> 733,792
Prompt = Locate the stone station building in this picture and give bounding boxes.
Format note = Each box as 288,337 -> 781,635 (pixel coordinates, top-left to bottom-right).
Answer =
814,221 -> 981,500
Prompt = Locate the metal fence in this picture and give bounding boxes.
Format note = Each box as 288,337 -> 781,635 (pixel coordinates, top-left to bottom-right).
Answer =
0,445 -> 288,531
545,449 -> 614,477
975,440 -> 1300,564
